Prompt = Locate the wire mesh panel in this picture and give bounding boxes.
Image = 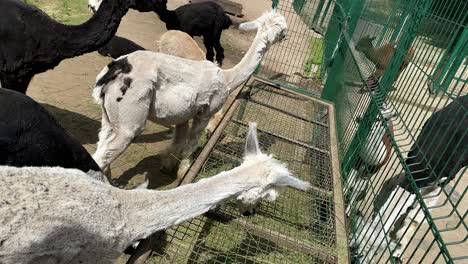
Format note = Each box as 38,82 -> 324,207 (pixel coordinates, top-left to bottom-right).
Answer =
318,0 -> 467,263
147,80 -> 348,263
254,0 -> 340,96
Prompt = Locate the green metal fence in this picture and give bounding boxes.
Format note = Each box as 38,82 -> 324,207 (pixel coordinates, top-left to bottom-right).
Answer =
257,0 -> 467,263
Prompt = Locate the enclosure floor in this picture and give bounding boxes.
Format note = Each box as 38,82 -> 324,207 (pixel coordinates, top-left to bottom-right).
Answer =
140,80 -> 345,264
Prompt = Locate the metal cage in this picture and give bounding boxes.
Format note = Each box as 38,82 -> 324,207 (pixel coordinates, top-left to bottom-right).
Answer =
134,0 -> 466,263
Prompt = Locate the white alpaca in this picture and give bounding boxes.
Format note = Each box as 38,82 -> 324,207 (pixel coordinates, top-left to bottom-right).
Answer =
92,10 -> 287,178
0,123 -> 310,264
345,107 -> 395,215
352,186 -> 444,263
156,30 -> 224,136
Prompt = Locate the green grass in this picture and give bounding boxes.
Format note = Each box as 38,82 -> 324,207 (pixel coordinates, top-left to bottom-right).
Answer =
304,37 -> 324,77
25,0 -> 91,25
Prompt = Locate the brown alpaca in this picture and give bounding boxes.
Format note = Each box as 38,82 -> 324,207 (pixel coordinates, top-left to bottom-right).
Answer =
356,35 -> 415,85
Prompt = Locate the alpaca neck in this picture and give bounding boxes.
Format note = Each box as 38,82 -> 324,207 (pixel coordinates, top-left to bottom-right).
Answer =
361,46 -> 381,66
120,163 -> 261,241
52,0 -> 129,58
154,7 -> 179,28
222,32 -> 269,92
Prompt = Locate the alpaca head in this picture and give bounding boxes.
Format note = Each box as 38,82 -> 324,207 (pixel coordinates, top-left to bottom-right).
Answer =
355,35 -> 376,52
239,10 -> 287,46
235,123 -> 310,216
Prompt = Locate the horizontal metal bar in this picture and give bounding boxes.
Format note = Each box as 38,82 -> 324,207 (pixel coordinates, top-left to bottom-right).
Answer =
248,97 -> 329,128
205,210 -> 336,263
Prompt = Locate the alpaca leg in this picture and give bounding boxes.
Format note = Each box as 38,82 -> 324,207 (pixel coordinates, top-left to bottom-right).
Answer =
178,117 -> 211,178
93,114 -> 114,173
92,126 -> 141,175
160,122 -> 189,173
93,88 -> 152,174
203,36 -> 215,62
213,31 -> 225,65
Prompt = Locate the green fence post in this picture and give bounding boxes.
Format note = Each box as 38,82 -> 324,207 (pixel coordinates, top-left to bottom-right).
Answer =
431,21 -> 468,94
321,0 -> 365,149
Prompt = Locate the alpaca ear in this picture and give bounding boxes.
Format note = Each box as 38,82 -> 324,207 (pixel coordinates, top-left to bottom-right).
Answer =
239,21 -> 260,31
245,122 -> 261,155
276,175 -> 311,191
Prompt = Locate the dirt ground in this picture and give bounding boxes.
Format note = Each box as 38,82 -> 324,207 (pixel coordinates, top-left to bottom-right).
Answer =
27,0 -> 271,188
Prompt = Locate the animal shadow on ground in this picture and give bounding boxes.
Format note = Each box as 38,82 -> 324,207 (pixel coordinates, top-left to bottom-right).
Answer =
116,155 -> 177,189
42,104 -> 101,145
133,130 -> 173,143
43,103 -> 173,146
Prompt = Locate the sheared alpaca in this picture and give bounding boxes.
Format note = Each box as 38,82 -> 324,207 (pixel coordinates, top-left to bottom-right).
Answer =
355,35 -> 415,89
157,30 -> 205,60
0,123 -> 310,263
156,30 -> 224,135
345,106 -> 394,216
0,0 -> 131,94
92,10 -> 287,179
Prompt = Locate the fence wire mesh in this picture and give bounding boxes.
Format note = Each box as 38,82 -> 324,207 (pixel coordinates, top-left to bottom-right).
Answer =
147,80 -> 346,263
140,0 -> 465,263
315,0 -> 467,263
254,0 -> 340,96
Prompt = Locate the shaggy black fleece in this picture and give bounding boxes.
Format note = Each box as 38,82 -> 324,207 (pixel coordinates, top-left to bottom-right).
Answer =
0,88 -> 101,173
153,0 -> 232,65
0,0 -> 130,93
98,36 -> 146,59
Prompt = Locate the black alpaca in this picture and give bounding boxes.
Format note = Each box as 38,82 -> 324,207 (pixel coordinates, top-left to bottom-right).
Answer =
374,94 -> 468,211
89,0 -> 158,13
0,0 -> 131,94
153,0 -> 232,65
0,88 -> 102,177
98,35 -> 146,59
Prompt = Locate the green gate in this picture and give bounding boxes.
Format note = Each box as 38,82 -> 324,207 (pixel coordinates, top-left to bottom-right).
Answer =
256,0 -> 467,263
